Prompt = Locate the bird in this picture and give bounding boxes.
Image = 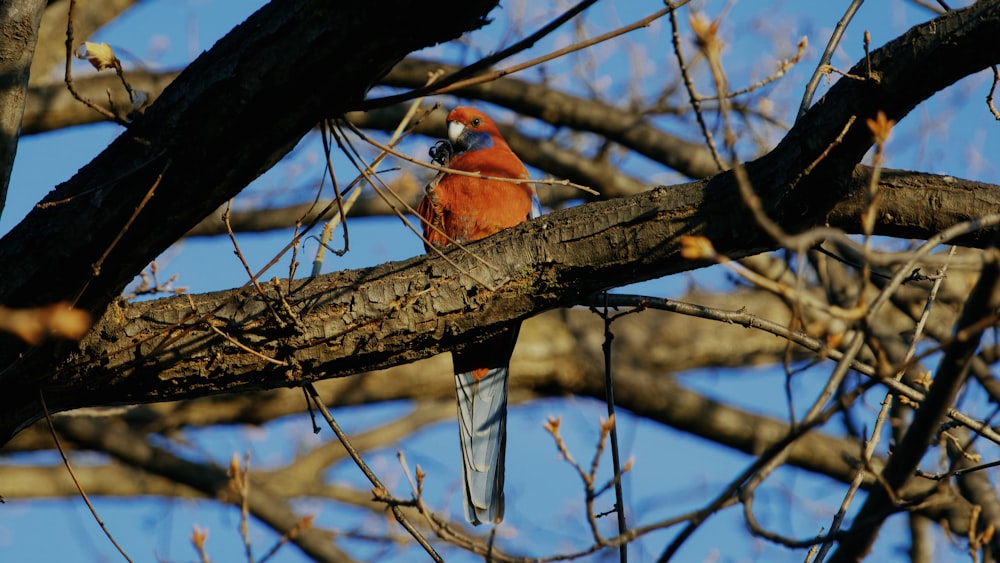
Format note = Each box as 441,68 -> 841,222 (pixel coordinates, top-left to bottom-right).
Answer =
417,106 -> 540,525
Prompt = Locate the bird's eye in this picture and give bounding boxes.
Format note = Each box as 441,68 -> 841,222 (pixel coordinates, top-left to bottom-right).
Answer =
471,117 -> 482,127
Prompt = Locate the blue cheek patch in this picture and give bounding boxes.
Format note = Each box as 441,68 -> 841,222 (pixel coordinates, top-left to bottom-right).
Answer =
457,130 -> 494,152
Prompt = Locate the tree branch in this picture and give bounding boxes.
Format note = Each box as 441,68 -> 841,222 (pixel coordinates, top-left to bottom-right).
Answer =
1,161 -> 998,442
0,0 -> 47,217
0,0 -> 499,322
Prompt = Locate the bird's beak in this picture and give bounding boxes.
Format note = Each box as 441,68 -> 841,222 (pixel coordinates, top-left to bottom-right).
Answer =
447,121 -> 466,145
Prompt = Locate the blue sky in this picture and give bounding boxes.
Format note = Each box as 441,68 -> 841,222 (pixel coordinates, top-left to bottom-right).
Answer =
1,1 -> 995,562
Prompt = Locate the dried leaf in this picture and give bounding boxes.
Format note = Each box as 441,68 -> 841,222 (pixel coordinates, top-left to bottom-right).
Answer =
76,41 -> 120,72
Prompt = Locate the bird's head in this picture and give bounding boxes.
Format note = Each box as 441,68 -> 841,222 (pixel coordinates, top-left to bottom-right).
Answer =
446,106 -> 502,153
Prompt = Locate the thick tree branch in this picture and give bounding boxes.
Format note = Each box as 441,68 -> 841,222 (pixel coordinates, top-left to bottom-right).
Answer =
0,0 -> 502,439
0,299 -> 982,544
2,162 -> 998,442
0,0 -> 47,217
181,165 -> 1000,240
1,3 -> 999,559
0,0 -> 499,355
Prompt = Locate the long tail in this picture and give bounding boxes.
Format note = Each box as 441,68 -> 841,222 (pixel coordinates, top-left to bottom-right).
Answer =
455,366 -> 508,525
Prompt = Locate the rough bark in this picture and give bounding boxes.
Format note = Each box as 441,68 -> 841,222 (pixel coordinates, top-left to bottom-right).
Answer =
0,0 -> 47,216
1,2 -> 999,445
0,163 -> 991,441
0,297 -> 984,546
0,0 -> 500,437
3,2 -> 1000,561
0,0 -> 498,314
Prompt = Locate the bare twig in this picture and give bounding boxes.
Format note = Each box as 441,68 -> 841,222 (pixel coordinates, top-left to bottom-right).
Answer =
987,65 -> 1000,120
334,119 -> 504,290
303,383 -> 444,562
814,247 -> 955,563
829,244 -> 1000,561
798,0 -> 865,120
63,0 -> 128,126
434,4 -> 680,97
208,324 -> 287,367
257,516 -> 315,563
668,6 -> 725,171
72,159 -> 170,306
346,120 -> 598,195
40,391 -> 134,562
312,76 -> 440,275
363,0 -> 603,109
596,292 -> 627,562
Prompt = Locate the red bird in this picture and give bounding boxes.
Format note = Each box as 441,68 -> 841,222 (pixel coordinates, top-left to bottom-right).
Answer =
417,106 -> 539,525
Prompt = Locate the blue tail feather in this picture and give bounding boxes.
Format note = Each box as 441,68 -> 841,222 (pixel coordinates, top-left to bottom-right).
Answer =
455,366 -> 508,525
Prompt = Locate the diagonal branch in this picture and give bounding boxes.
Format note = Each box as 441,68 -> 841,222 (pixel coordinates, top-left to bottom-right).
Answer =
0,0 -> 47,217
0,0 -> 500,344
0,165 -> 996,443
2,0 -> 1000,451
829,244 -> 1000,561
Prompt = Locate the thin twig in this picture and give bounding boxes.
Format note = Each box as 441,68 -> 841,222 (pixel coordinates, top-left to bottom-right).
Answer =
303,383 -> 444,562
668,5 -> 725,171
434,4 -> 681,97
814,247 -> 955,563
346,121 -> 599,195
702,37 -> 808,101
986,65 -> 1000,120
40,391 -> 134,562
313,119 -> 350,270
363,0 -> 602,110
208,324 -> 287,366
657,383 -> 870,560
588,293 -> 1000,445
72,159 -> 170,306
797,0 -> 865,121
222,201 -> 290,328
311,77 -> 441,276
333,120 -> 502,290
597,291 -> 628,562
235,452 -> 254,563
257,515 -> 316,563
64,0 -> 129,126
